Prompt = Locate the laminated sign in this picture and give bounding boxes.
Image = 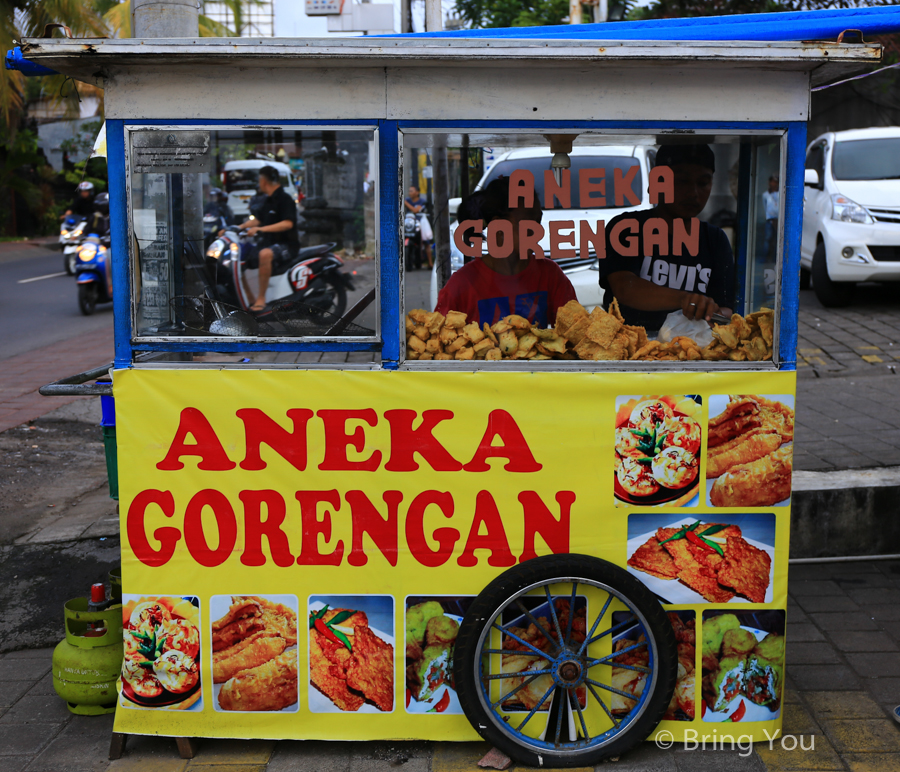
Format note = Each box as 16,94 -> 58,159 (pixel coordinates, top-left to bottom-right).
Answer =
114,369 -> 795,743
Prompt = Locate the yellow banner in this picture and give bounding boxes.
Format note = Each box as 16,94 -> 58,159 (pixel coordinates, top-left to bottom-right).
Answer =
113,368 -> 795,744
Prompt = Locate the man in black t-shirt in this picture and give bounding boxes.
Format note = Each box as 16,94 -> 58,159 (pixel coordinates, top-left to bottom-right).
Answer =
598,144 -> 735,331
234,166 -> 299,312
63,181 -> 96,220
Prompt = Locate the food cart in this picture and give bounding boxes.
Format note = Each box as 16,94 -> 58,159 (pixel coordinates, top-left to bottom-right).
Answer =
13,10 -> 894,767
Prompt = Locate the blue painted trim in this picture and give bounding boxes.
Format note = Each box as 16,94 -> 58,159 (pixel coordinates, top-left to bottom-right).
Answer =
398,120 -> 790,131
132,340 -> 380,353
379,121 -> 401,369
383,6 -> 900,40
778,123 -> 806,371
106,120 -> 133,369
734,142 -> 752,314
122,120 -> 377,127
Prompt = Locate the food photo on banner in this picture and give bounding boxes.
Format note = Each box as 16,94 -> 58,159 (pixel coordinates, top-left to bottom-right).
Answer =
308,595 -> 395,714
404,596 -> 473,715
706,395 -> 795,507
701,609 -> 785,723
120,596 -> 202,711
611,610 -> 696,721
210,595 -> 299,713
614,395 -> 702,507
626,513 -> 776,604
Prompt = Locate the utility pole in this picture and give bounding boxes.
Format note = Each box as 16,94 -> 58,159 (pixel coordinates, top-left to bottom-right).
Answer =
569,0 -> 582,24
132,0 -> 199,37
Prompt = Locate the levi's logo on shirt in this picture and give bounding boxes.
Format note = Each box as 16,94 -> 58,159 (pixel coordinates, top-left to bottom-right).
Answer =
478,292 -> 549,327
639,256 -> 712,293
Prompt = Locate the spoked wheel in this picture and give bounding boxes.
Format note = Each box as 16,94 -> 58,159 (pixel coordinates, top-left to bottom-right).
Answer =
78,283 -> 98,316
454,554 -> 677,769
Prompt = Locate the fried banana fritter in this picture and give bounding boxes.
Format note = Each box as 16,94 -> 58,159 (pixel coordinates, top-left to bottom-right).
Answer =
218,650 -> 298,711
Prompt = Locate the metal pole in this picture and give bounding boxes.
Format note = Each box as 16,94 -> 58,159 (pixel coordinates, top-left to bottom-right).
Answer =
425,4 -> 451,289
594,0 -> 608,22
425,0 -> 443,33
401,0 -> 411,33
132,0 -> 199,37
570,0 -> 582,25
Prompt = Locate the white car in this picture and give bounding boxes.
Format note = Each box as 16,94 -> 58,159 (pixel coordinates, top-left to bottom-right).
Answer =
223,159 -> 298,219
801,127 -> 900,307
430,145 -> 656,311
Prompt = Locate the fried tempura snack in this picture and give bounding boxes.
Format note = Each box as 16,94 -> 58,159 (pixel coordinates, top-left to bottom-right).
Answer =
213,635 -> 287,683
710,446 -> 793,507
218,651 -> 299,712
707,429 -> 783,479
444,310 -> 467,328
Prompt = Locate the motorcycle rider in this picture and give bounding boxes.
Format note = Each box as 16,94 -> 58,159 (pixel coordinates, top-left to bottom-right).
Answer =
62,181 -> 96,220
88,193 -> 110,236
404,185 -> 434,269
232,166 -> 299,312
205,187 -> 234,225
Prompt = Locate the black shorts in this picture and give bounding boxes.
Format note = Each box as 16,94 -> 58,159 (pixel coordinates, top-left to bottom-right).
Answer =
244,242 -> 296,272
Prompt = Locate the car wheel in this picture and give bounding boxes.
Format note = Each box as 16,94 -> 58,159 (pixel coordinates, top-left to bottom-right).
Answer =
454,554 -> 677,769
812,242 -> 854,307
799,267 -> 810,291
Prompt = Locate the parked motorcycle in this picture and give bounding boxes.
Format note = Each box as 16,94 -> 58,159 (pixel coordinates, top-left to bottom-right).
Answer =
75,235 -> 113,315
404,212 -> 423,271
61,216 -> 88,275
200,229 -> 354,329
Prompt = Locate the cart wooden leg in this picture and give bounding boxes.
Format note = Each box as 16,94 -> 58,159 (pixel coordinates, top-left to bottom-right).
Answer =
108,732 -> 128,760
176,737 -> 199,759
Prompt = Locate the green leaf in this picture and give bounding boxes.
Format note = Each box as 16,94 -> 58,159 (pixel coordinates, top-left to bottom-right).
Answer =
328,625 -> 353,653
328,610 -> 356,626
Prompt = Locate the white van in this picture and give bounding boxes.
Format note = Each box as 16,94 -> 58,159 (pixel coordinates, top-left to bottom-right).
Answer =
223,159 -> 298,219
431,145 -> 656,311
801,127 -> 900,307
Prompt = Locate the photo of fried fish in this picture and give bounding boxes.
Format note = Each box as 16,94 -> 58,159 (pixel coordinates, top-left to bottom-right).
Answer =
211,595 -> 299,712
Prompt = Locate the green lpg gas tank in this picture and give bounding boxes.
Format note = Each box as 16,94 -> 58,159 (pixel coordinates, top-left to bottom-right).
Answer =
52,598 -> 123,715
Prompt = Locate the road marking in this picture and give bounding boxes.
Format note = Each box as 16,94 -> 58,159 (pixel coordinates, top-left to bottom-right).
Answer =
18,271 -> 67,284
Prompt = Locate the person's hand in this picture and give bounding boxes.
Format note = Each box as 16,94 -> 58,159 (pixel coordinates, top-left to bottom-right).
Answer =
217,228 -> 225,237
681,292 -> 719,322
246,226 -> 259,237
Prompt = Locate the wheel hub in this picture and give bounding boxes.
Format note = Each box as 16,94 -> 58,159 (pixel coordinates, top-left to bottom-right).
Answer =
555,657 -> 584,686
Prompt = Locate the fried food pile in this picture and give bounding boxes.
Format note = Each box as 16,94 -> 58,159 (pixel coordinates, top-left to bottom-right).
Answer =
406,601 -> 459,706
611,612 -> 695,720
212,596 -> 298,712
708,395 -> 795,507
309,607 -> 394,712
615,397 -> 702,501
702,614 -> 783,715
408,303 -> 776,363
628,521 -> 772,603
499,599 -> 586,710
121,598 -> 201,707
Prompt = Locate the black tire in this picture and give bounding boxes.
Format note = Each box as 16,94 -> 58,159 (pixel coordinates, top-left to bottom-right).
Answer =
64,252 -> 77,276
812,242 -> 854,307
78,283 -> 98,316
454,554 -> 677,769
800,267 -> 811,291
328,276 -> 347,319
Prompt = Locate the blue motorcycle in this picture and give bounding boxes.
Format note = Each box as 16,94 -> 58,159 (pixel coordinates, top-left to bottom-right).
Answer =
75,234 -> 113,315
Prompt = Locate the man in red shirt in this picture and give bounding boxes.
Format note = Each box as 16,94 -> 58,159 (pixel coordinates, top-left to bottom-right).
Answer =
435,177 -> 576,328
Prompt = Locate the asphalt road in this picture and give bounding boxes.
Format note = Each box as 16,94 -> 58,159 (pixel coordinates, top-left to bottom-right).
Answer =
0,244 -> 113,361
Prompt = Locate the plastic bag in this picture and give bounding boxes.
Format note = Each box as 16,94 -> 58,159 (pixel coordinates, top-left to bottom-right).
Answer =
657,309 -> 714,348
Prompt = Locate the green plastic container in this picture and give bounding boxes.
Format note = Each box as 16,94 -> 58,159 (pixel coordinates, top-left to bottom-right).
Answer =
101,425 -> 119,501
108,566 -> 122,604
52,598 -> 123,715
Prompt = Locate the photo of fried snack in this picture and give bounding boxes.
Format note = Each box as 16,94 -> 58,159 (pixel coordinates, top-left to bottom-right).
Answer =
309,596 -> 395,713
626,514 -> 775,604
701,610 -> 785,722
120,595 -> 202,711
611,611 -> 695,721
211,595 -> 299,712
615,395 -> 703,507
706,395 -> 795,508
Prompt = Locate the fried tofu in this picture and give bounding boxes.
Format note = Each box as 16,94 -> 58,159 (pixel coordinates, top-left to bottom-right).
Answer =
717,536 -> 772,603
345,626 -> 394,712
627,535 -> 680,580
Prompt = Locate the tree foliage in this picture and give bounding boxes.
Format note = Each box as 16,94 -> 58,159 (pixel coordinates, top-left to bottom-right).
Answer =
455,0 -> 572,28
630,0 -> 890,20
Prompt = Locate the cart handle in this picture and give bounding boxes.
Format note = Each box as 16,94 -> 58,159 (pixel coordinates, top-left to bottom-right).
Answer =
39,364 -> 113,397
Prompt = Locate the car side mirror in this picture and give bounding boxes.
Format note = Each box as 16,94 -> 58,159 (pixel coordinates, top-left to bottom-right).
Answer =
804,169 -> 820,188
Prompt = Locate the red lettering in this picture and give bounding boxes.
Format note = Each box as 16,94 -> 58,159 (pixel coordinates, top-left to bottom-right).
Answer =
239,490 -> 295,567
457,491 -> 516,568
156,408 -> 235,471
544,169 -> 571,209
580,220 -> 605,260
406,491 -> 458,568
649,165 -> 675,205
463,410 -> 542,472
643,217 -> 668,257
454,219 -> 483,257
384,410 -> 462,472
549,220 -> 576,260
237,408 -> 313,471
127,489 -> 181,568
610,218 -> 639,257
519,491 -> 575,562
318,409 -> 382,471
509,169 -> 535,208
578,168 -> 605,208
345,490 -> 402,567
486,219 -> 514,259
184,489 -> 237,568
614,166 -> 641,206
518,219 -> 545,260
295,490 -> 344,566
673,218 -> 700,257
